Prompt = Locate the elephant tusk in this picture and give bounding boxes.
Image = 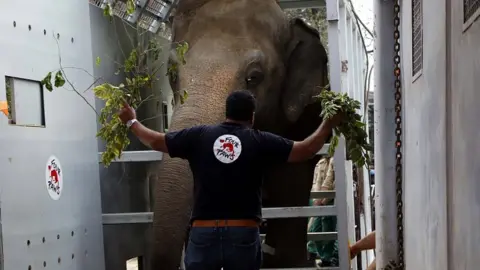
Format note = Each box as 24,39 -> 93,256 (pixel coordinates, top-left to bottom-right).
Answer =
261,240 -> 276,255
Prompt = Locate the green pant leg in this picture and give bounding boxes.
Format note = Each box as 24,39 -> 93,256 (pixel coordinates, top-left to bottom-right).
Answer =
307,216 -> 323,255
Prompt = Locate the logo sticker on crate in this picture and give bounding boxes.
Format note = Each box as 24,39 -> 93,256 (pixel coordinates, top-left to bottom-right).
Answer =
45,156 -> 63,200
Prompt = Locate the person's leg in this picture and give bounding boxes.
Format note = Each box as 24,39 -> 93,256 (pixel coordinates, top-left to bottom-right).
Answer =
223,226 -> 262,270
308,216 -> 323,258
184,227 -> 222,270
318,215 -> 338,266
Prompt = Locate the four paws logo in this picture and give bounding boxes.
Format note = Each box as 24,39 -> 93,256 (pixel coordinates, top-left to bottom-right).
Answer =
213,135 -> 242,164
45,156 -> 63,200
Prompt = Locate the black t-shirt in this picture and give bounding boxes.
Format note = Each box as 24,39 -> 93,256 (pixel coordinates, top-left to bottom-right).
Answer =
165,122 -> 294,221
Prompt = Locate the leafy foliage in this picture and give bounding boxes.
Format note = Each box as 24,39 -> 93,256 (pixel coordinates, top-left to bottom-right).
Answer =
316,90 -> 372,168
41,2 -> 189,166
41,71 -> 66,92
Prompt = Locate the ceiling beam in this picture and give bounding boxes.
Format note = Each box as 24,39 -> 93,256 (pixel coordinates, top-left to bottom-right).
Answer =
278,0 -> 325,9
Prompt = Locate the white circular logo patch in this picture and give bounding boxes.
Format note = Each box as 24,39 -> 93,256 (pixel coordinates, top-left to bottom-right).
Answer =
213,134 -> 242,164
45,155 -> 63,200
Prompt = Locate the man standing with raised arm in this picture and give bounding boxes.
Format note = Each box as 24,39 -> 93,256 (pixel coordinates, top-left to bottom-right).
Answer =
118,90 -> 343,270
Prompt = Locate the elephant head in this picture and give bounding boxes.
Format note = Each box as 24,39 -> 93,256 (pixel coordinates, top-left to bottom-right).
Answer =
149,0 -> 329,268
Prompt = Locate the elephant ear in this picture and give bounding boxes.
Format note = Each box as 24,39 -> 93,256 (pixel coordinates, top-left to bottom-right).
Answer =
282,18 -> 329,123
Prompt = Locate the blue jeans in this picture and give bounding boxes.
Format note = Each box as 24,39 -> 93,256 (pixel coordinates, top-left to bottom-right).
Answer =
184,226 -> 262,270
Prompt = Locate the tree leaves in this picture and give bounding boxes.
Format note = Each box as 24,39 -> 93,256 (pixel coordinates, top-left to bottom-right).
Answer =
41,71 -> 65,92
316,90 -> 372,168
54,71 -> 65,88
41,16 -> 190,166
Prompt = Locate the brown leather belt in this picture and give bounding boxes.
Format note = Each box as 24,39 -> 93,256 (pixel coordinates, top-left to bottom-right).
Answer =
192,219 -> 259,227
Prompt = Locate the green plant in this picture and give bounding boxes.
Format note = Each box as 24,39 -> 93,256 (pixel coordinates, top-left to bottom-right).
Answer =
41,2 -> 189,166
316,90 -> 372,168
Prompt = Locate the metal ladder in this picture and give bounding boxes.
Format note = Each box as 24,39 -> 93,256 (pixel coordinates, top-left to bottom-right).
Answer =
100,144 -> 348,270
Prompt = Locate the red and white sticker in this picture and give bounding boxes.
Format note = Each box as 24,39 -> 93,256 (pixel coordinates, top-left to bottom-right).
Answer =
213,134 -> 242,164
45,156 -> 63,200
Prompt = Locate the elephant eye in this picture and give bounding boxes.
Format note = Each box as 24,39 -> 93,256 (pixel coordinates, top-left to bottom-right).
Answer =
245,70 -> 264,88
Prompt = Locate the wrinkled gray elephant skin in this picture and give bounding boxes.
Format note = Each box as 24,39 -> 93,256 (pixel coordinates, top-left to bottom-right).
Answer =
149,0 -> 329,268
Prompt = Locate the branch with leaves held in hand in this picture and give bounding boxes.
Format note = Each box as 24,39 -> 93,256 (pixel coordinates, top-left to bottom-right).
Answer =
40,3 -> 189,167
315,90 -> 372,168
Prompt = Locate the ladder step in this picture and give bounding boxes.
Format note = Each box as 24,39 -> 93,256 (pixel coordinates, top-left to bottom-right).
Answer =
98,150 -> 163,163
103,206 -> 337,224
316,144 -> 330,155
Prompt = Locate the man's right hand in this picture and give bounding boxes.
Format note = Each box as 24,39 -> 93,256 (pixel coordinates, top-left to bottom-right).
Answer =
118,102 -> 136,124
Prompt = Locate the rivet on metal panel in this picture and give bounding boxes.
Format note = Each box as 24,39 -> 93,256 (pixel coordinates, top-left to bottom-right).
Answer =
28,25 -> 31,31
13,21 -> 16,27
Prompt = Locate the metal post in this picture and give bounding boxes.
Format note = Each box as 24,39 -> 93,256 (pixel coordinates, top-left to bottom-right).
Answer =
326,0 -> 350,269
374,0 -> 398,267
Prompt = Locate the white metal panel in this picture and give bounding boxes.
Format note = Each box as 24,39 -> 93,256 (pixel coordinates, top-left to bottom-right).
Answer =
326,1 -> 351,270
0,1 -> 105,269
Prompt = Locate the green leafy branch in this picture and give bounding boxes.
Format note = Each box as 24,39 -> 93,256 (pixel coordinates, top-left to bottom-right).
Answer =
316,90 -> 373,168
41,4 -> 189,167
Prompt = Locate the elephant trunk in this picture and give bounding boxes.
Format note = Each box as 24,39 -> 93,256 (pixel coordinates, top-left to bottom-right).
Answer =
149,57 -> 239,269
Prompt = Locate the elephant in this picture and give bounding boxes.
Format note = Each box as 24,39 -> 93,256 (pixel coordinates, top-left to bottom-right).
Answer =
149,0 -> 330,268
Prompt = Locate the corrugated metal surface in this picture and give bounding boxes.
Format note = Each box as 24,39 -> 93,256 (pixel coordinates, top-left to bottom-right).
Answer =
412,0 -> 423,76
464,0 -> 480,22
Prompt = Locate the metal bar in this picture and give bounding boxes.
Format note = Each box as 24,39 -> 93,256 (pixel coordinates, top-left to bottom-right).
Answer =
102,212 -> 153,224
102,206 -> 337,224
326,1 -> 351,270
317,143 -> 330,155
98,150 -> 163,162
374,0 -> 399,267
260,232 -> 337,241
278,0 -> 326,9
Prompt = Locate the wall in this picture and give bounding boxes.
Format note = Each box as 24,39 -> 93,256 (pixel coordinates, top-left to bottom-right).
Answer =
0,0 -> 105,269
447,2 -> 480,269
401,0 -> 449,269
88,5 -> 173,269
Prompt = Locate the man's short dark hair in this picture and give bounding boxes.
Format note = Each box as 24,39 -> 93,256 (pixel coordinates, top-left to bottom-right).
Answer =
225,90 -> 256,121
